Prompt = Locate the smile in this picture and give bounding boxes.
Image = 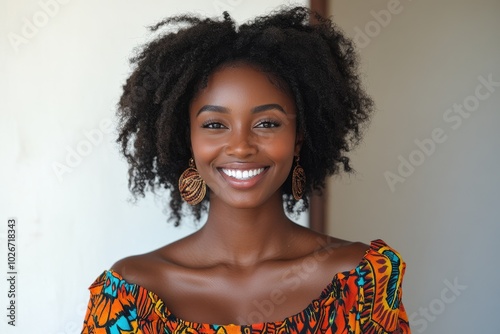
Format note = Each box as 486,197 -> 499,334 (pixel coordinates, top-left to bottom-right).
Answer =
221,168 -> 266,180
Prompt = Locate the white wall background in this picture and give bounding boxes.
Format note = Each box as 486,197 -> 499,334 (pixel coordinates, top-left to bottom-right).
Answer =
327,0 -> 499,333
0,1 -> 307,333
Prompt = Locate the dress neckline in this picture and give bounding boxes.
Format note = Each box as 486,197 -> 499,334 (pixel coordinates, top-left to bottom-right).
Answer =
102,239 -> 387,328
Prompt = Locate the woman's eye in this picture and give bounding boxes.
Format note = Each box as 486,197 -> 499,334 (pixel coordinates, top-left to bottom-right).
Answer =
202,121 -> 226,129
255,120 -> 281,128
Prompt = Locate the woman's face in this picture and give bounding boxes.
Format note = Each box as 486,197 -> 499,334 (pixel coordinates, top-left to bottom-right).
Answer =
189,63 -> 300,209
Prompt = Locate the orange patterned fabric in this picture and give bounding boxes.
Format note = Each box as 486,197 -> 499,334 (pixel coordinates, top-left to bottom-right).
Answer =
81,239 -> 410,333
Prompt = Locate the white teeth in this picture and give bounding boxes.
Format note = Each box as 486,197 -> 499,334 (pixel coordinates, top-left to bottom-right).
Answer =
221,168 -> 265,180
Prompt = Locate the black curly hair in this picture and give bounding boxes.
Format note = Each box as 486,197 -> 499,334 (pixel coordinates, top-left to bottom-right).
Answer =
117,6 -> 374,226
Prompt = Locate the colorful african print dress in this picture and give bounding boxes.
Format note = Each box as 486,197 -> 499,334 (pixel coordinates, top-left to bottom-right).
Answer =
81,239 -> 411,333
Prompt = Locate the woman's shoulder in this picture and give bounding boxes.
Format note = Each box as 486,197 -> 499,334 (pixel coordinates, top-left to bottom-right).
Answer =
108,246 -> 180,291
297,227 -> 406,284
104,237 -> 209,300
329,238 -> 407,279
110,252 -> 159,284
293,227 -> 370,274
84,252 -> 164,296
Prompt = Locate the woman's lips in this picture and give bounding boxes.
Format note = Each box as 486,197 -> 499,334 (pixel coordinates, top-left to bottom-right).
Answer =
220,168 -> 265,180
216,166 -> 269,189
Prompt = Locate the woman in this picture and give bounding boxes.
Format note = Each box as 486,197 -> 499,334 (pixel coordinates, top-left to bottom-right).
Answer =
81,7 -> 410,334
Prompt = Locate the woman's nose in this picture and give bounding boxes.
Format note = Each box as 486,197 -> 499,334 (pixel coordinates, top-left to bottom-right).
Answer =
224,128 -> 258,158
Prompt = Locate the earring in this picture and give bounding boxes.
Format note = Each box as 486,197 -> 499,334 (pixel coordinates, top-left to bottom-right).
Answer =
178,158 -> 206,205
292,155 -> 305,200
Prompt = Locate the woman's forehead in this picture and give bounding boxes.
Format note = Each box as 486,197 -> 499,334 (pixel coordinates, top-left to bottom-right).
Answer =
190,64 -> 296,113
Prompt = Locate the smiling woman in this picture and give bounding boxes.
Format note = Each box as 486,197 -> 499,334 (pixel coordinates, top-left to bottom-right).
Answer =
81,6 -> 411,334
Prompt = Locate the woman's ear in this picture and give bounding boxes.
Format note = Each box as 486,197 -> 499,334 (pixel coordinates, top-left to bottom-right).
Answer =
295,131 -> 304,156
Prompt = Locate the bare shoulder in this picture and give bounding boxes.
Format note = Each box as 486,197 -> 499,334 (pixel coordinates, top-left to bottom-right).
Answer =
321,236 -> 370,271
110,252 -> 160,284
294,225 -> 371,274
109,236 -> 198,289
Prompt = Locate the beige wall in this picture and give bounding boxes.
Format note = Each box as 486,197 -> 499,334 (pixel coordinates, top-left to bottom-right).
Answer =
328,0 -> 500,332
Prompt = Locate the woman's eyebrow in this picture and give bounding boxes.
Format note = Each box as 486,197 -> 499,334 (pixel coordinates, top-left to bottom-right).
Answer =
251,104 -> 287,114
196,103 -> 287,116
196,105 -> 229,116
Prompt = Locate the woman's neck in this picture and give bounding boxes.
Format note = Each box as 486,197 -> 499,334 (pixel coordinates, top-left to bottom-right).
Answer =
194,193 -> 298,267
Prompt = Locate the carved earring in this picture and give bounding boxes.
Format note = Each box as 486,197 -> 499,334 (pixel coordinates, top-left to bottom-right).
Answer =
292,155 -> 305,200
178,158 -> 206,205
